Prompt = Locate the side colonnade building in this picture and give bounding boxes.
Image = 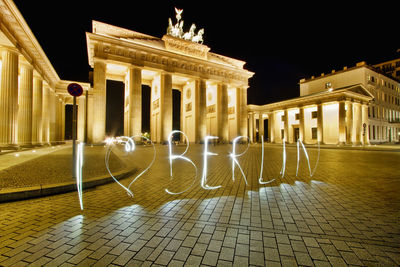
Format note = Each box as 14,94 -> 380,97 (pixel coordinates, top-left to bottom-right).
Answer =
248,61 -> 400,145
0,0 -> 89,149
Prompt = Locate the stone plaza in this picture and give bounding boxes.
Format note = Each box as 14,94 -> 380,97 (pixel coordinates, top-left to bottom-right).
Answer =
0,143 -> 399,266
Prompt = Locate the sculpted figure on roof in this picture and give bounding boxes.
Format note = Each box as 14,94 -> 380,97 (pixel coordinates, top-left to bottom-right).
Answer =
167,7 -> 205,44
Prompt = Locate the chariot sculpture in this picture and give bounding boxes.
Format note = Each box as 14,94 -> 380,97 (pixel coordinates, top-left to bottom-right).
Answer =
167,7 -> 204,44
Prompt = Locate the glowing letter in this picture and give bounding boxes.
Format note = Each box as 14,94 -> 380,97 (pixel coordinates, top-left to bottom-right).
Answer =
166,130 -> 197,194
201,136 -> 221,190
76,142 -> 84,210
296,139 -> 320,177
230,136 -> 249,185
259,136 -> 275,184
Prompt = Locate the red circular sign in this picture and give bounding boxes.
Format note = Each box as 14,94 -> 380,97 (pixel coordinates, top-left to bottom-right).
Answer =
67,83 -> 83,97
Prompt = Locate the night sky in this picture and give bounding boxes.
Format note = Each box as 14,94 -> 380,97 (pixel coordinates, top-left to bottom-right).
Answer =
14,1 -> 399,105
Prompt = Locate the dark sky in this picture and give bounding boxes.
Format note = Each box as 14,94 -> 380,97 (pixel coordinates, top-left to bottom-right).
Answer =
14,1 -> 399,105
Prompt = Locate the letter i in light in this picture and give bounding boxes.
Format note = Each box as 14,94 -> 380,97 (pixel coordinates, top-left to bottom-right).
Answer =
76,142 -> 84,210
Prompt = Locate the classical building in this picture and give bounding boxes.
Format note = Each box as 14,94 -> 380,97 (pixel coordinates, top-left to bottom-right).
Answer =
248,61 -> 400,145
86,18 -> 253,144
0,1 -> 253,147
0,0 -> 89,149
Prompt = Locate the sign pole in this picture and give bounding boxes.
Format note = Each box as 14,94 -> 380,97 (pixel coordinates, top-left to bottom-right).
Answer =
72,95 -> 77,178
67,83 -> 83,184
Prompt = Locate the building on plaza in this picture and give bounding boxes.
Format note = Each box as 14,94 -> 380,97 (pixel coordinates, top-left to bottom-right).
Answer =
0,0 -> 253,147
248,61 -> 400,145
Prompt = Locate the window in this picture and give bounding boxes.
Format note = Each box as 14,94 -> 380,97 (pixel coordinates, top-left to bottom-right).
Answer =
311,128 -> 318,140
311,111 -> 318,119
372,125 -> 376,140
295,113 -> 300,120
325,82 -> 332,89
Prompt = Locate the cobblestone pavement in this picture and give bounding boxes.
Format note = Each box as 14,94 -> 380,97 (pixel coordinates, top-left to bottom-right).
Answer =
0,144 -> 399,266
0,145 -> 129,188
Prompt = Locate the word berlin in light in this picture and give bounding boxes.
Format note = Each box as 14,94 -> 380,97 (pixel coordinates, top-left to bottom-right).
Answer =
76,131 -> 320,210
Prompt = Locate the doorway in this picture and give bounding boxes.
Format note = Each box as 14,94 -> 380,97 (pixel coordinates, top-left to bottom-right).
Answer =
293,126 -> 300,142
64,104 -> 74,140
142,85 -> 151,134
106,80 -> 124,137
264,119 -> 268,142
172,89 -> 181,142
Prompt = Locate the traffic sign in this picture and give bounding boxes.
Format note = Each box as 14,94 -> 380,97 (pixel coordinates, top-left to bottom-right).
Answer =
67,83 -> 83,97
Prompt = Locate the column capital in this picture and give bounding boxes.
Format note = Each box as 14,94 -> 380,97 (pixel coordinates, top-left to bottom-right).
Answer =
0,45 -> 19,54
19,59 -> 33,70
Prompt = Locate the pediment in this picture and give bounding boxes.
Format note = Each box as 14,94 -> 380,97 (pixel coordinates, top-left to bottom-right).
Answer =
345,84 -> 374,98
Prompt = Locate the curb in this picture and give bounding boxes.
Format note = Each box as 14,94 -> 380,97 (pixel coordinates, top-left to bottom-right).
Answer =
0,168 -> 136,203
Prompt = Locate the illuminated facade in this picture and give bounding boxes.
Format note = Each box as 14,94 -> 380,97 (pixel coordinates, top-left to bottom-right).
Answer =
0,0 -> 89,148
86,21 -> 253,143
249,61 -> 400,144
0,1 -> 253,147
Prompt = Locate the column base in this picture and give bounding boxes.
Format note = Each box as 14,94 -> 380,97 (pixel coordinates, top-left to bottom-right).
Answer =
0,144 -> 19,152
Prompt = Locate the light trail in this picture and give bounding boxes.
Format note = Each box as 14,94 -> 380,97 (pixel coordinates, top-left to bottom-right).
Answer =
201,136 -> 221,190
258,136 -> 275,185
166,130 -> 197,195
230,136 -> 249,185
76,142 -> 84,210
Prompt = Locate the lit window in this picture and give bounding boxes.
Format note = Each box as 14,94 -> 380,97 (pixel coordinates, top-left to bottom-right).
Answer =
311,128 -> 318,140
325,82 -> 332,89
311,111 -> 318,119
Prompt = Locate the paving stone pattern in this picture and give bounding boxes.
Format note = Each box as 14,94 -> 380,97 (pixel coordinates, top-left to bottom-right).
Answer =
0,144 -> 399,266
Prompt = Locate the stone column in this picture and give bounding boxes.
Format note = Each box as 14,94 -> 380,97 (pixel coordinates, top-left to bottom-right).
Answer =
77,95 -> 86,142
90,60 -> 106,143
195,79 -> 207,143
17,62 -> 33,145
32,75 -> 43,145
49,90 -> 57,143
239,88 -> 248,137
354,102 -> 362,144
317,103 -> 324,144
42,84 -> 50,144
268,112 -> 275,143
259,113 -> 264,142
283,109 -> 289,142
128,66 -> 142,137
362,104 -> 369,145
346,101 -> 354,144
0,47 -> 19,147
338,100 -> 346,144
55,97 -> 62,142
249,112 -> 254,142
160,72 -> 172,143
299,107 -> 305,142
216,83 -> 228,143
61,99 -> 66,141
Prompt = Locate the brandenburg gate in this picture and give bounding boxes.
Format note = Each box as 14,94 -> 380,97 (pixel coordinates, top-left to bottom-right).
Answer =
86,10 -> 254,143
